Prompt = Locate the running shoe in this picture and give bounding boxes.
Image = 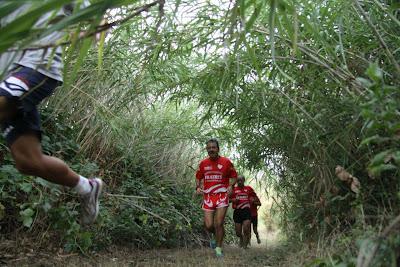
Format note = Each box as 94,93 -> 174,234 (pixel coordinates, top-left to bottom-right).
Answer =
215,247 -> 223,258
80,178 -> 104,224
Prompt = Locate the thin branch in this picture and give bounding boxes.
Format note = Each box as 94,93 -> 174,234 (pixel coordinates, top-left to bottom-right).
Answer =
95,0 -> 161,34
105,193 -> 149,199
117,197 -> 170,224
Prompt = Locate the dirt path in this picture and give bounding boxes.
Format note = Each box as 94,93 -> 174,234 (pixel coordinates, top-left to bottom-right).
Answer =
3,199 -> 289,266
3,227 -> 288,267
3,243 -> 287,267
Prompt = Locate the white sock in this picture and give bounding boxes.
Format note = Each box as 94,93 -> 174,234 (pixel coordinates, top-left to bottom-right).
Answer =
74,176 -> 91,195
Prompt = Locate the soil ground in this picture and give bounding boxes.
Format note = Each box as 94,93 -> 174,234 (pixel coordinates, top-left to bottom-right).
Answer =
1,220 -> 291,266
1,240 -> 287,267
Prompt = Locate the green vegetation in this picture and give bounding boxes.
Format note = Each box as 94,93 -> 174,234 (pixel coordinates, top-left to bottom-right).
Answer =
0,0 -> 399,266
0,106 -> 206,252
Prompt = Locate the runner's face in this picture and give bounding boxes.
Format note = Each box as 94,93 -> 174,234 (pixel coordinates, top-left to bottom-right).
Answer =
206,142 -> 219,159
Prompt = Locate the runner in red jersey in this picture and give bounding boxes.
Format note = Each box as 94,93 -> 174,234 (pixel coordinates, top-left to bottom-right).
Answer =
230,175 -> 254,249
250,191 -> 262,244
195,138 -> 237,257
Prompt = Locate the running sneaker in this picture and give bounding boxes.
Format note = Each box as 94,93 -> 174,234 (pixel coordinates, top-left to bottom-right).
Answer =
257,237 -> 261,244
209,238 -> 217,249
80,178 -> 104,224
215,247 -> 223,258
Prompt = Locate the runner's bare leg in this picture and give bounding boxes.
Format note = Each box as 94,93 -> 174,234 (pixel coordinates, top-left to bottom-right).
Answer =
242,219 -> 251,248
214,207 -> 228,247
10,132 -> 79,186
204,210 -> 215,234
235,222 -> 243,247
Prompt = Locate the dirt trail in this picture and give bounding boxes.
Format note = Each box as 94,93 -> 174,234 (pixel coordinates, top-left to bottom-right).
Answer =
4,243 -> 286,267
2,225 -> 287,267
3,227 -> 287,267
3,195 -> 289,266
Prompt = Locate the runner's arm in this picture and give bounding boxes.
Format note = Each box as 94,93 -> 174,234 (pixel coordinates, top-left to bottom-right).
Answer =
195,179 -> 203,194
229,189 -> 238,204
227,177 -> 237,195
253,197 -> 261,206
252,192 -> 261,206
195,162 -> 203,194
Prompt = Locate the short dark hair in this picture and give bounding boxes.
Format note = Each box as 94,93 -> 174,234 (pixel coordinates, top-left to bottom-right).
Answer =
206,138 -> 219,149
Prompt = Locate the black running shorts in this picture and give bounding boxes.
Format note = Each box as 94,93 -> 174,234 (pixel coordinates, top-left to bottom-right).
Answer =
0,66 -> 61,145
233,208 -> 251,224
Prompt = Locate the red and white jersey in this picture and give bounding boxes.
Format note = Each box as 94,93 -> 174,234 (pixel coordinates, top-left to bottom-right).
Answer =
196,156 -> 238,194
231,186 -> 255,209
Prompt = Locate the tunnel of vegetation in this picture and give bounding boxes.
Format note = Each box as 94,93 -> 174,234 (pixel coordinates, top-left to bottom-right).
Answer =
0,0 -> 399,265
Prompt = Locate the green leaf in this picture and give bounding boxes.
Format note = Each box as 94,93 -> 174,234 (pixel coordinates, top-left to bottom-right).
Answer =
359,135 -> 390,147
19,182 -> 32,193
139,214 -> 148,224
0,2 -> 24,19
64,36 -> 93,87
0,0 -> 73,54
20,208 -> 34,218
365,63 -> 383,82
20,208 -> 34,227
370,149 -> 395,166
368,164 -> 398,177
79,231 -> 93,249
23,217 -> 33,228
245,2 -> 264,32
356,77 -> 373,88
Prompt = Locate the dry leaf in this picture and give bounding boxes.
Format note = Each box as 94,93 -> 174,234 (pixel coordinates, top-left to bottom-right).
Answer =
336,165 -> 352,182
336,165 -> 361,194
